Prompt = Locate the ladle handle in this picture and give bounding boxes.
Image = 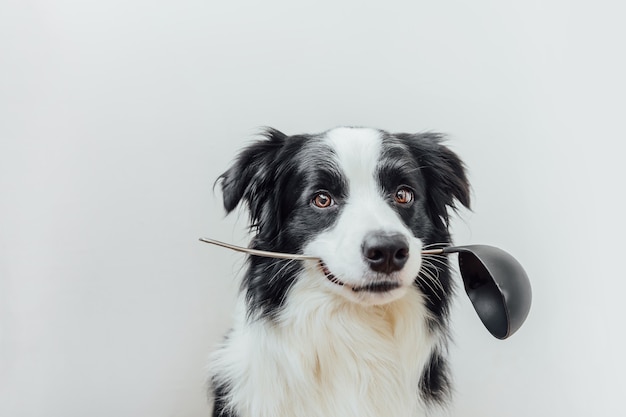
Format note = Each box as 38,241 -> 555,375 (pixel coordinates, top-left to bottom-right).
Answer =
421,247 -> 457,255
421,248 -> 445,255
199,238 -> 320,260
201,238 -> 458,259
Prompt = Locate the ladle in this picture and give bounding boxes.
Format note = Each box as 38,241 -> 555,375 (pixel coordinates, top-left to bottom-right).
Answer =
199,238 -> 531,339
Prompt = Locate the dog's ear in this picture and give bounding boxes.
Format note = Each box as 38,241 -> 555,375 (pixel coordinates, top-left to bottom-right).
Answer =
400,133 -> 471,227
218,128 -> 287,223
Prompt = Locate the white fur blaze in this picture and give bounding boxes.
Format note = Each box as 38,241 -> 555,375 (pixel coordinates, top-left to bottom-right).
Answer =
306,127 -> 423,305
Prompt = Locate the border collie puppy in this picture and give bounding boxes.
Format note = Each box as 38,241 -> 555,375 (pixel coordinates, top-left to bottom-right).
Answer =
209,127 -> 470,417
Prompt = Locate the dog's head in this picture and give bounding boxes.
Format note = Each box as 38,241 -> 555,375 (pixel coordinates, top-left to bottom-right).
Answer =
219,127 -> 469,315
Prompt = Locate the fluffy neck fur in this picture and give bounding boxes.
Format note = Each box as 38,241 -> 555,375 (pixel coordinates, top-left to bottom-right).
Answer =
210,266 -> 441,417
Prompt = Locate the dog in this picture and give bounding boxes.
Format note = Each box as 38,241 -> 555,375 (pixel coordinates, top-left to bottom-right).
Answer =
208,127 -> 470,417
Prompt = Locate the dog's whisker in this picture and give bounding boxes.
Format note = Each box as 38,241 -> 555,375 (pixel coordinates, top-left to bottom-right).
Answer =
422,255 -> 450,269
416,271 -> 442,301
421,269 -> 445,298
423,257 -> 448,268
422,254 -> 451,269
268,259 -> 298,285
424,260 -> 447,293
422,242 -> 452,250
420,260 -> 441,281
420,260 -> 446,296
420,271 -> 445,299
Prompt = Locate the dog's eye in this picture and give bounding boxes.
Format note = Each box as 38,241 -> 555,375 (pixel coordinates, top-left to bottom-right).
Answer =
312,192 -> 334,208
394,187 -> 414,205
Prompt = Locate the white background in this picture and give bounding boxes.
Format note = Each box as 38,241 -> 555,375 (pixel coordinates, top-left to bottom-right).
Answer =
2,1 -> 625,416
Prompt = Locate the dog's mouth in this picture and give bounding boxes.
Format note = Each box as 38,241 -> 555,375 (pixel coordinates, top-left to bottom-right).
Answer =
320,261 -> 345,287
319,261 -> 401,293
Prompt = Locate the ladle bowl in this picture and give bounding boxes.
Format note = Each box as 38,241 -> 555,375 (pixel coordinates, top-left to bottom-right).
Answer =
425,245 -> 532,339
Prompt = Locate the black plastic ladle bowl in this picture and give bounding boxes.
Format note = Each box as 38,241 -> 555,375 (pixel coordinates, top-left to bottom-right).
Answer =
425,245 -> 532,339
200,238 -> 532,339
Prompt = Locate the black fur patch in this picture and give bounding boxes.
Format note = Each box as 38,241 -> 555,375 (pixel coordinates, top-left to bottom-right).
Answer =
218,129 -> 347,319
211,378 -> 238,417
382,132 -> 469,331
419,349 -> 453,405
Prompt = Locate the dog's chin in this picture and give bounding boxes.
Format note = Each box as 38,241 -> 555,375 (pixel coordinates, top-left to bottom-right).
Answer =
319,261 -> 410,306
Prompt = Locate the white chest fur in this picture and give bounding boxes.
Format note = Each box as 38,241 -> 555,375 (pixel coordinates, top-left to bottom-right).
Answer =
210,273 -> 438,417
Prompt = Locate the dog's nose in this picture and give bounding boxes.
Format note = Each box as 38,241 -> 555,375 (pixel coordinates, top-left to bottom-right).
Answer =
362,232 -> 409,274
